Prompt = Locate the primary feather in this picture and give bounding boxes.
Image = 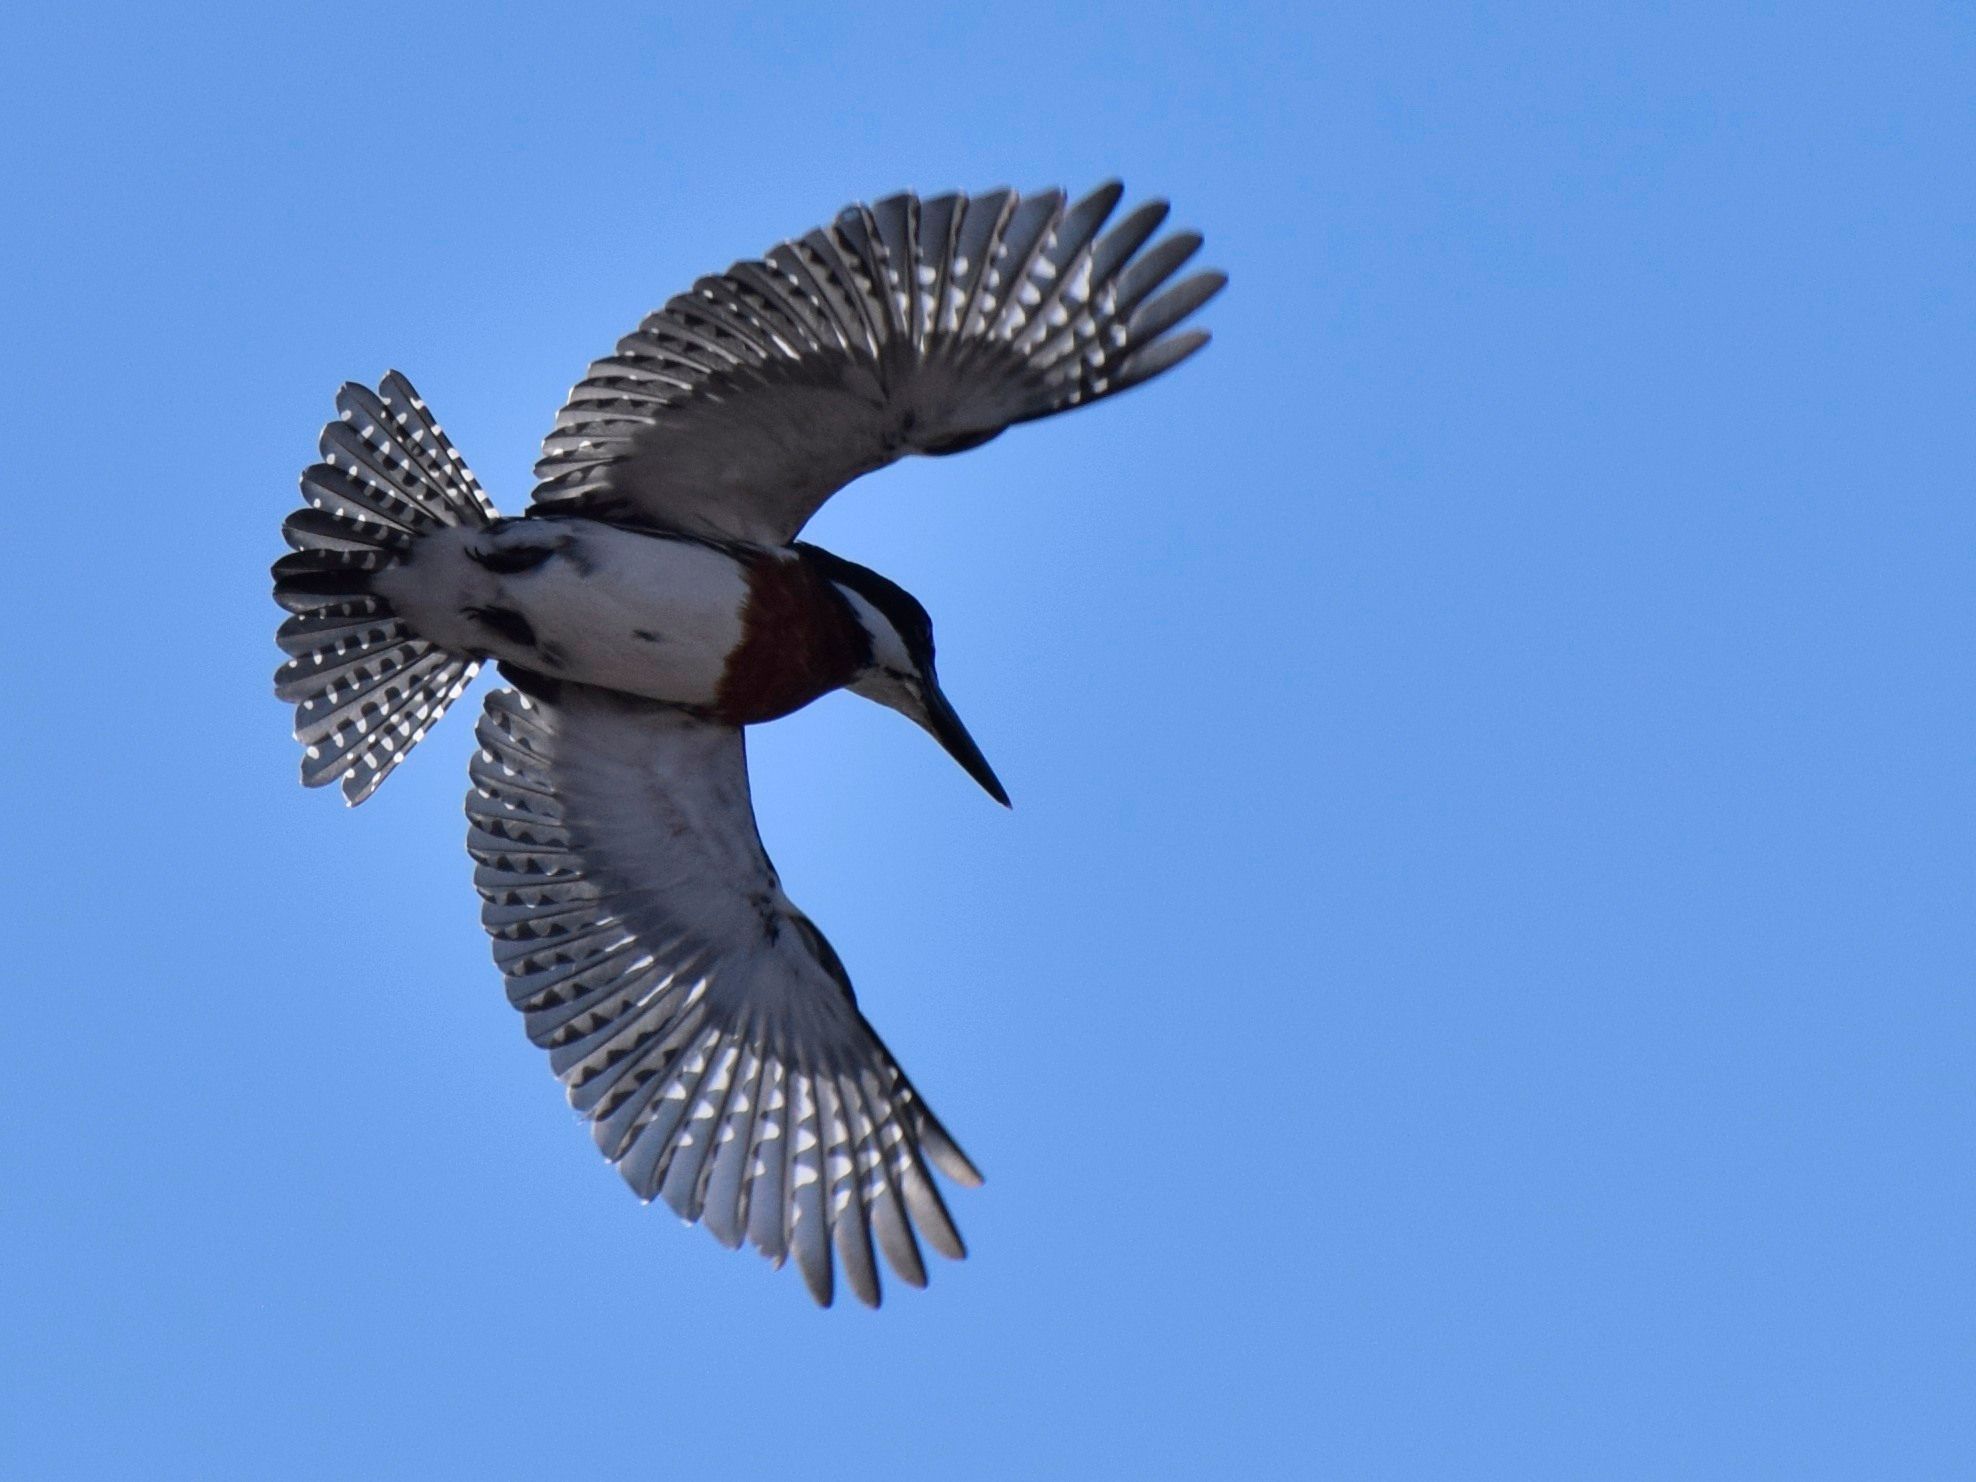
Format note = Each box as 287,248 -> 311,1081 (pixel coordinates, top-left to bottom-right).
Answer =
530,182 -> 1225,543
468,684 -> 979,1307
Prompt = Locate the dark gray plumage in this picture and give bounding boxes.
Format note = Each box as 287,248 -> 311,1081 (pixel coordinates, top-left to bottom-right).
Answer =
274,375 -> 494,803
531,182 -> 1225,544
469,685 -> 978,1306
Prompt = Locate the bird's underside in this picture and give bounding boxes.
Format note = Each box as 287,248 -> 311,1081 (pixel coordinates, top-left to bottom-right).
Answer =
272,181 -> 1223,1305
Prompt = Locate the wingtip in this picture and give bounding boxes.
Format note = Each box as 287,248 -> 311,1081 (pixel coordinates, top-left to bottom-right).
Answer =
927,1130 -> 986,1189
801,1263 -> 836,1309
1075,179 -> 1127,217
1120,197 -> 1173,234
1161,227 -> 1205,263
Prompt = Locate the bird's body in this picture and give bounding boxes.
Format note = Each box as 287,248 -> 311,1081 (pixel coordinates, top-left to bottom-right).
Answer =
375,520 -> 870,724
273,182 -> 1222,1305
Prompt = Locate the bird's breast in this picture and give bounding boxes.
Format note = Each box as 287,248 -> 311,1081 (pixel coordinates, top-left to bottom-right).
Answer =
712,549 -> 869,725
378,520 -> 865,722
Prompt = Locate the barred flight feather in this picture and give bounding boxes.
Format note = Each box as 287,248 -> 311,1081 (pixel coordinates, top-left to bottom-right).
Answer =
467,684 -> 980,1307
529,182 -> 1224,544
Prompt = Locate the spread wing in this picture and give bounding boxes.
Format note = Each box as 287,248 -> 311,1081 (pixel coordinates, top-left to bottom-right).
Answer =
529,182 -> 1225,544
467,683 -> 980,1307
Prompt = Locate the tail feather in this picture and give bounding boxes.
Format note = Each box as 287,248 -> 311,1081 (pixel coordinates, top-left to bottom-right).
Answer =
297,653 -> 479,797
271,547 -> 397,611
346,374 -> 495,524
274,597 -> 399,656
289,645 -> 450,734
273,372 -> 495,805
274,619 -> 412,700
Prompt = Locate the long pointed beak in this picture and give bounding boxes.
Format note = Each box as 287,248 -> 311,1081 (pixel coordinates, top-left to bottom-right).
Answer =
916,680 -> 1010,807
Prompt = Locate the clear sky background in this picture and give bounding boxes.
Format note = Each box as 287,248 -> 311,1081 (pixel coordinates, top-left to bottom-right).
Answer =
4,3 -> 1971,1478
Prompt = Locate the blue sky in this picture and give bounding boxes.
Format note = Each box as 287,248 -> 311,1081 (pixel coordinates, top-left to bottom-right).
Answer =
4,2 -> 1971,1477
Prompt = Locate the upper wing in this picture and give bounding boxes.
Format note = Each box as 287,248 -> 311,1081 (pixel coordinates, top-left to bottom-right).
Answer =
467,682 -> 980,1307
529,182 -> 1225,543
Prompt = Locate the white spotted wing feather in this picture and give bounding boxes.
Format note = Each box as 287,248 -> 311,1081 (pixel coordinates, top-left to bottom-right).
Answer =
530,182 -> 1225,543
468,684 -> 979,1306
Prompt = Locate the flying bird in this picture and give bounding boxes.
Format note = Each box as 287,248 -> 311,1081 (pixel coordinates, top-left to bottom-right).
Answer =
272,183 -> 1223,1306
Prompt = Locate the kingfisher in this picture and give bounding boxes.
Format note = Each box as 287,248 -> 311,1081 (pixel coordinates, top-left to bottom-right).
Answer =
272,183 -> 1223,1306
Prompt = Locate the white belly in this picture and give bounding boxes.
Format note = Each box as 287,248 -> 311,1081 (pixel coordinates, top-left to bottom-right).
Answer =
376,519 -> 752,705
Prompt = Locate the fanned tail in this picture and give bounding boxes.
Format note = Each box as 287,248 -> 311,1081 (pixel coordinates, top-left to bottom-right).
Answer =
272,372 -> 498,805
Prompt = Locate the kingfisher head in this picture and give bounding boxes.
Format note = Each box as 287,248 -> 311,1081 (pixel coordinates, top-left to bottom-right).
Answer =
800,545 -> 1010,807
